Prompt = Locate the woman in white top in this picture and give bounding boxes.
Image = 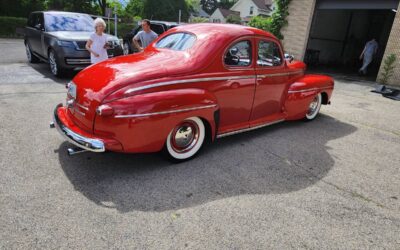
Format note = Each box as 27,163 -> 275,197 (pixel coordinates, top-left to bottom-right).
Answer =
86,18 -> 109,64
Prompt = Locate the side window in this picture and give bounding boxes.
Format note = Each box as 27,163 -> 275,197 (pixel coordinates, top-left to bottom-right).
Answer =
28,13 -> 37,28
224,40 -> 252,67
257,40 -> 283,67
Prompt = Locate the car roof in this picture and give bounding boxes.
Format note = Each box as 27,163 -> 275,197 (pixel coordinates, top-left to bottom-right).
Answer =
33,11 -> 91,16
171,23 -> 277,40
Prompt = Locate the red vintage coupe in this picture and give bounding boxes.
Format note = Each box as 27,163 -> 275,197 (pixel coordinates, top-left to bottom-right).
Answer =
50,24 -> 334,161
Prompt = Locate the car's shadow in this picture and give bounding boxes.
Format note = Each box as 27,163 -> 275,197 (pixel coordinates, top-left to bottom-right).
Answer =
57,114 -> 356,212
29,62 -> 78,84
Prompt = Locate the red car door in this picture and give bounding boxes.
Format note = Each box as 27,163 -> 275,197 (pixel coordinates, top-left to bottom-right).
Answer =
215,38 -> 256,134
250,37 -> 288,125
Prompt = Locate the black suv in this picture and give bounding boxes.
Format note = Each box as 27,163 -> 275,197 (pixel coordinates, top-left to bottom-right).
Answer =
122,21 -> 180,55
24,11 -> 123,77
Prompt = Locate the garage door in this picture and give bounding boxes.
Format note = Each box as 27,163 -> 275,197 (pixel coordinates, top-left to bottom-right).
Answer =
317,0 -> 399,10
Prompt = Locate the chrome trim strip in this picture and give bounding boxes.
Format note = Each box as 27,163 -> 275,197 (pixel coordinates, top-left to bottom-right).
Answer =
53,104 -> 105,152
257,70 -> 304,78
115,104 -> 218,119
124,76 -> 256,95
76,103 -> 89,111
288,86 -> 333,94
217,119 -> 285,138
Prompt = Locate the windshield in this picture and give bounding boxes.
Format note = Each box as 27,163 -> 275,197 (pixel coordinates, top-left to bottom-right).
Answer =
44,13 -> 94,32
155,33 -> 196,51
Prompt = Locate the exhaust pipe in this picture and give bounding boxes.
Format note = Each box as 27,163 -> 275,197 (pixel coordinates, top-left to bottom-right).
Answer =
67,147 -> 88,156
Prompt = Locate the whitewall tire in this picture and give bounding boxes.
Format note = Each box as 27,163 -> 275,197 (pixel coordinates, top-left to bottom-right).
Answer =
165,117 -> 205,162
305,93 -> 322,121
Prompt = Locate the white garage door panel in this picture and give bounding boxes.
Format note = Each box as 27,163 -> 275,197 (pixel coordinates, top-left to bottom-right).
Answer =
317,0 -> 399,10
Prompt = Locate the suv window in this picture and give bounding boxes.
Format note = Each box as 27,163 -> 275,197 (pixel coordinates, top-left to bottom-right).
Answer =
155,32 -> 196,51
224,40 -> 252,67
28,13 -> 42,29
257,40 -> 282,67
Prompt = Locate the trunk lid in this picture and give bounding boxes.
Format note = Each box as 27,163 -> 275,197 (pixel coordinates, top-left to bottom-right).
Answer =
70,49 -> 196,133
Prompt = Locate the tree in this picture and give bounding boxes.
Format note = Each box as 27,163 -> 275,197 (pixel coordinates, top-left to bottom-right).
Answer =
200,0 -> 218,15
97,0 -> 107,16
46,0 -> 100,15
143,0 -> 189,22
0,0 -> 46,17
219,0 -> 237,9
125,0 -> 144,18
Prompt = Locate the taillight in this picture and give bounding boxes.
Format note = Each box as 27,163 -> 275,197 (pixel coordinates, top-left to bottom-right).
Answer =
96,105 -> 114,116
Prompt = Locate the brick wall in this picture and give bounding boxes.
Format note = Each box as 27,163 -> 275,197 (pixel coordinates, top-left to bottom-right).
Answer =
281,0 -> 316,60
378,5 -> 400,86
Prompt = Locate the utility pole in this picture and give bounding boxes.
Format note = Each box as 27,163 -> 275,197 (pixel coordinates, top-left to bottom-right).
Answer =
178,9 -> 181,23
114,5 -> 118,37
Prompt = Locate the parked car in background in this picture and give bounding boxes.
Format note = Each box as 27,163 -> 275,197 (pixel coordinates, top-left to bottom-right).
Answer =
24,11 -> 123,77
122,20 -> 181,55
51,24 -> 334,162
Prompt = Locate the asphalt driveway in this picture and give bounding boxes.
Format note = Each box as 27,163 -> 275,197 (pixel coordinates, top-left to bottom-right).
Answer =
0,39 -> 399,249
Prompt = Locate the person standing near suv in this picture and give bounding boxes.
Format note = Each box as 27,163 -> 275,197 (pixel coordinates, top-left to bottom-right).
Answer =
86,18 -> 109,64
132,19 -> 158,52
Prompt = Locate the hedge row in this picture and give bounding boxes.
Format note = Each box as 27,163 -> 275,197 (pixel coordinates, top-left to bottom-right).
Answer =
0,16 -> 27,38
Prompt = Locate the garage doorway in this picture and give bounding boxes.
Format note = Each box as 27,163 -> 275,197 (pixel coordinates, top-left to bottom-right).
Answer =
305,0 -> 398,81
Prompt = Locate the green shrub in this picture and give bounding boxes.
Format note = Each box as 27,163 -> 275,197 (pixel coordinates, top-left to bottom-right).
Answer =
0,16 -> 27,38
379,54 -> 397,85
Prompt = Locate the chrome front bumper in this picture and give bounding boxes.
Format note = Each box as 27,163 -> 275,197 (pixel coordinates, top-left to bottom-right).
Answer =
51,104 -> 105,153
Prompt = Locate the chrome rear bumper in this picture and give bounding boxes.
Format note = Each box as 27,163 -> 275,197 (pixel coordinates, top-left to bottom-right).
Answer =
51,104 -> 105,153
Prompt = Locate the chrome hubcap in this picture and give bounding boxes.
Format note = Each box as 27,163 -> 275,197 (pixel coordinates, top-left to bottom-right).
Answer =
307,96 -> 320,116
171,121 -> 199,153
25,44 -> 31,61
49,52 -> 57,75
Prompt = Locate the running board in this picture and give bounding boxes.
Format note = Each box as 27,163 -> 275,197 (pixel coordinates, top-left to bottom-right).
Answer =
216,119 -> 285,138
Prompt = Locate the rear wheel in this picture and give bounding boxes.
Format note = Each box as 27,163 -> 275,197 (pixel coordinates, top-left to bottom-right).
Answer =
49,49 -> 65,77
164,117 -> 206,162
25,42 -> 39,63
305,93 -> 322,121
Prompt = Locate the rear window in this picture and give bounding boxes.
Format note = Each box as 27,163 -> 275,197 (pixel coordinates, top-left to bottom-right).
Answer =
155,33 -> 196,51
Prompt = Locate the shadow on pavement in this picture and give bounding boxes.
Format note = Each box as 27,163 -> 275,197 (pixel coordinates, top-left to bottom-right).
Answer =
57,114 -> 356,212
29,62 -> 78,84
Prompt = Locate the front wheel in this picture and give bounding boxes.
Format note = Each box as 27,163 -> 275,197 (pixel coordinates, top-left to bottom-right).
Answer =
25,42 -> 39,63
48,49 -> 65,77
305,93 -> 322,121
164,117 -> 206,162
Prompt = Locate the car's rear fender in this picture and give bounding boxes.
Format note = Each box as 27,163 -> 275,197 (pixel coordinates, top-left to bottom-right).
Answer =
94,88 -> 219,153
285,74 -> 334,120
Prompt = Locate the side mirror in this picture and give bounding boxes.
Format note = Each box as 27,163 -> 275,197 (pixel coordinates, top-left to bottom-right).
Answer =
284,53 -> 294,63
34,23 -> 43,31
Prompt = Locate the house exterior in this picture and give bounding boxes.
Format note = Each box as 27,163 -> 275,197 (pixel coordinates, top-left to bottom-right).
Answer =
189,5 -> 210,22
281,0 -> 400,86
210,8 -> 240,23
210,0 -> 273,24
230,0 -> 274,23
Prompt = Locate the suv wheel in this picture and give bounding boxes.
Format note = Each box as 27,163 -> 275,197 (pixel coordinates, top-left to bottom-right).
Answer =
48,49 -> 64,77
25,42 -> 39,63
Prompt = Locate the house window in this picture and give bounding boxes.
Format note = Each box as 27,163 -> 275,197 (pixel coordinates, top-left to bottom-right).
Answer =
250,6 -> 254,15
